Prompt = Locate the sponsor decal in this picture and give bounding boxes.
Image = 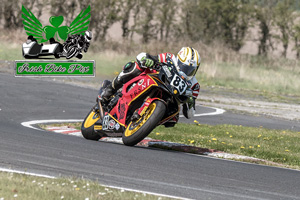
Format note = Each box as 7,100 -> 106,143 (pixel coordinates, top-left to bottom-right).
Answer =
115,123 -> 120,130
15,60 -> 95,76
162,65 -> 172,78
109,120 -> 115,129
102,115 -> 109,130
141,79 -> 151,90
138,79 -> 144,86
192,83 -> 200,91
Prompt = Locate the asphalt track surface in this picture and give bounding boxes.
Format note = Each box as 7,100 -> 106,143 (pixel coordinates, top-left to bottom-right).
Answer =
1,72 -> 300,199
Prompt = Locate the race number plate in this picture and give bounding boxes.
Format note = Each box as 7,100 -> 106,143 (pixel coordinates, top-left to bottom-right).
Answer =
170,74 -> 187,95
102,115 -> 110,130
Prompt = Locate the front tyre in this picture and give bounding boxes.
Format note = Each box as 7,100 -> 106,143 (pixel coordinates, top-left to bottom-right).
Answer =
66,46 -> 77,59
122,100 -> 166,146
81,106 -> 102,141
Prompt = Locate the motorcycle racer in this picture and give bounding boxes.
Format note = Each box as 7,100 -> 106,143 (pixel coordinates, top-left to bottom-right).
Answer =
61,31 -> 92,59
100,47 -> 201,120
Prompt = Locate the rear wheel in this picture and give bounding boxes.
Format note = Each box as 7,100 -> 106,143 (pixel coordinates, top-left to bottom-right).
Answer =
122,100 -> 166,146
81,106 -> 102,140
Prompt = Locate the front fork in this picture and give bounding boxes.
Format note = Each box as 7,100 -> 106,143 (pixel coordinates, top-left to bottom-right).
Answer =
97,98 -> 104,120
131,97 -> 165,122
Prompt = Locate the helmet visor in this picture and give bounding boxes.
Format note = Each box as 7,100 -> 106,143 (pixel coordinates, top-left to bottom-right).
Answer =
178,60 -> 198,77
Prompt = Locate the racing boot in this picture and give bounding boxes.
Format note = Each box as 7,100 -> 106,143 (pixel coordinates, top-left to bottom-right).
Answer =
99,83 -> 115,105
99,76 -> 123,105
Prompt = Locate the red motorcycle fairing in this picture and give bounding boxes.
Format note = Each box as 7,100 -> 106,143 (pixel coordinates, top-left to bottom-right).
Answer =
107,72 -> 158,126
137,97 -> 161,116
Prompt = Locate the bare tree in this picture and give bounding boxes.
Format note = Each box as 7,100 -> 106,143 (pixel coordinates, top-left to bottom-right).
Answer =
131,0 -> 158,43
157,0 -> 177,42
291,23 -> 300,59
273,0 -> 295,58
119,0 -> 136,39
50,0 -> 77,25
252,0 -> 280,56
129,1 -> 140,41
89,0 -> 120,40
2,0 -> 35,29
0,0 -> 46,29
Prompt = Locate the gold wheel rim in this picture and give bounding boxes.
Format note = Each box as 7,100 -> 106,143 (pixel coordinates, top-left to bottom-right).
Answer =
83,111 -> 100,128
124,102 -> 157,137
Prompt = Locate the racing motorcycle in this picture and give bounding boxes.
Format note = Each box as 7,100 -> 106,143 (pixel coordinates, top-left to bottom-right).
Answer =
81,58 -> 192,146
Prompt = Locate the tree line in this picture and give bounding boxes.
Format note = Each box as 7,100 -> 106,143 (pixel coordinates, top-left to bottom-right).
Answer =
1,0 -> 300,58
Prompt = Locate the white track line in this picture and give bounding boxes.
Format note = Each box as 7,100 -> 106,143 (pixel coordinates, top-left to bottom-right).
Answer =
21,106 -> 225,130
21,107 -> 226,131
16,107 -> 227,199
195,106 -> 225,117
0,167 -> 55,179
0,167 -> 188,199
21,119 -> 83,131
179,106 -> 225,117
106,185 -> 190,200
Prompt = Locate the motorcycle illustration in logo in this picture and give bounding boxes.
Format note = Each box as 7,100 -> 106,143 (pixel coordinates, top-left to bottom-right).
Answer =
21,5 -> 92,59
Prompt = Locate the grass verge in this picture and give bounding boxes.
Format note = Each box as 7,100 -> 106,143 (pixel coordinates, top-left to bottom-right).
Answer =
0,171 -> 171,200
47,122 -> 300,170
149,122 -> 300,169
1,39 -> 300,104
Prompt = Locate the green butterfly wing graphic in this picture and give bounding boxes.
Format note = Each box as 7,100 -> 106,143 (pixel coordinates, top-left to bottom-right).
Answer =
68,5 -> 91,35
22,5 -> 47,43
22,5 -> 91,43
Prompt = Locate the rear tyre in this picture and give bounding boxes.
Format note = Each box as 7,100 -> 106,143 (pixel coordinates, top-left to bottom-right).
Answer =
122,100 -> 166,146
81,106 -> 102,140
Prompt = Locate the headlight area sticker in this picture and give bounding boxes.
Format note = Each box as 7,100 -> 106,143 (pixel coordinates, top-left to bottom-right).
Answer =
15,60 -> 95,77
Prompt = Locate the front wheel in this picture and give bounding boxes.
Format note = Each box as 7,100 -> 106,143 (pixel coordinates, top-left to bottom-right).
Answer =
81,106 -> 102,141
122,100 -> 166,146
66,46 -> 77,59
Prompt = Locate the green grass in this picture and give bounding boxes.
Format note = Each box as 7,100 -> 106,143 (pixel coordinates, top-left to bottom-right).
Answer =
1,39 -> 300,103
42,122 -> 300,169
0,43 -> 23,61
149,122 -> 300,169
0,172 -> 171,200
84,51 -> 132,78
198,60 -> 300,97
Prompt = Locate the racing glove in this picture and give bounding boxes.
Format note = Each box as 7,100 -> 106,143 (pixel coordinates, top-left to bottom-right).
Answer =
141,56 -> 154,68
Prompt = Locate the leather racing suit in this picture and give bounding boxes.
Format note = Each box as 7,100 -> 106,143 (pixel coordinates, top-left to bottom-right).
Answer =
100,52 -> 200,120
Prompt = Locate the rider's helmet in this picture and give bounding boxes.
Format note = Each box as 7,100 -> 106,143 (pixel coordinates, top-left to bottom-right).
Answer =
176,47 -> 201,80
84,31 -> 92,42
